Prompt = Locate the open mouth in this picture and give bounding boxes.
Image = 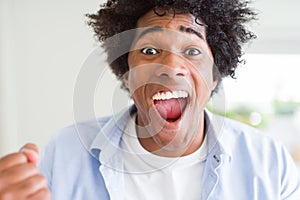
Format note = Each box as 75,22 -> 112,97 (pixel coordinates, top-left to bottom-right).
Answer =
152,90 -> 188,122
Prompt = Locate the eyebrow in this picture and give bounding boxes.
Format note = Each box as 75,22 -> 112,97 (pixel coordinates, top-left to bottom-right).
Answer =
179,25 -> 205,40
136,26 -> 163,40
136,25 -> 205,41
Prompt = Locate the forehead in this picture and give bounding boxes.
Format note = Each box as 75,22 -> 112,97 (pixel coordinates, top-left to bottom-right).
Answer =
136,9 -> 206,38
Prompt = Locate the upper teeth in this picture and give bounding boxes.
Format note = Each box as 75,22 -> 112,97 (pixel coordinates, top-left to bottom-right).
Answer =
152,91 -> 188,100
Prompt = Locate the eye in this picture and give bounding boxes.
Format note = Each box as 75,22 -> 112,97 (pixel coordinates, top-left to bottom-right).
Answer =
141,47 -> 159,55
184,48 -> 201,56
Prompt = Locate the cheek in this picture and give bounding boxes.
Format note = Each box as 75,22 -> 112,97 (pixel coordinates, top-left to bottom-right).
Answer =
131,87 -> 146,105
192,60 -> 215,90
128,55 -> 158,94
128,53 -> 145,93
195,47 -> 215,89
127,66 -> 154,96
131,86 -> 153,125
189,61 -> 215,104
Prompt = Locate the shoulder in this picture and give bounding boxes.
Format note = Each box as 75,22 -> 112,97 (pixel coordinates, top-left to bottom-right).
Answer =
46,115 -> 113,153
38,115 -> 115,167
211,114 -> 286,159
219,115 -> 300,198
221,115 -> 275,144
216,115 -> 294,167
38,115 -> 114,179
206,114 -> 300,199
41,105 -> 135,159
38,116 -> 114,198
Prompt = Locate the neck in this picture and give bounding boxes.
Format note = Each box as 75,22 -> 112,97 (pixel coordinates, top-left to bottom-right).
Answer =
136,112 -> 206,157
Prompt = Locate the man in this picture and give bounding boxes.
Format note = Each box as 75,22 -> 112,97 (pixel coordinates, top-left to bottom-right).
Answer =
0,0 -> 300,199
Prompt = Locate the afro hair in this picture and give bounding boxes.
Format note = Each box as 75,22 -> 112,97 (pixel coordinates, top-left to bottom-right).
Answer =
86,0 -> 257,89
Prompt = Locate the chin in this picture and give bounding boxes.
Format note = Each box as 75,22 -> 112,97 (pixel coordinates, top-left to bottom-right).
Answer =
152,124 -> 194,151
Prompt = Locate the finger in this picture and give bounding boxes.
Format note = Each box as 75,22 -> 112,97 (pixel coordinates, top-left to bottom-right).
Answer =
20,149 -> 40,164
20,144 -> 40,164
19,143 -> 39,154
0,152 -> 27,173
0,163 -> 39,188
27,188 -> 52,200
0,175 -> 48,200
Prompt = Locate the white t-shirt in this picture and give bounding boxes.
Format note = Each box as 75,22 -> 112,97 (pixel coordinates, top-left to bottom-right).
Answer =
120,114 -> 207,200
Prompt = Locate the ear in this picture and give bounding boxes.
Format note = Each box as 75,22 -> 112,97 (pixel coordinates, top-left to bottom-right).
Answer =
212,80 -> 218,90
209,80 -> 219,97
123,72 -> 129,89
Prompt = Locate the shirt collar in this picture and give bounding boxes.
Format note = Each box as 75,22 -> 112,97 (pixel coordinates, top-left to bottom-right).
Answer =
89,105 -> 229,162
205,110 -> 232,163
89,105 -> 136,160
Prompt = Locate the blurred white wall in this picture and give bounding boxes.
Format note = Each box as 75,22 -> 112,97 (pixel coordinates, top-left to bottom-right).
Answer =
0,0 -> 19,155
0,0 -> 113,155
248,0 -> 300,54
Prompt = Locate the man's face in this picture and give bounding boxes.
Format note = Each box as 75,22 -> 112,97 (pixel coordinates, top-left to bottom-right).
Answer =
126,10 -> 217,153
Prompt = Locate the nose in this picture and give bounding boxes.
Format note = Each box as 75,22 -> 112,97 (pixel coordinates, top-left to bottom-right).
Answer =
155,52 -> 188,78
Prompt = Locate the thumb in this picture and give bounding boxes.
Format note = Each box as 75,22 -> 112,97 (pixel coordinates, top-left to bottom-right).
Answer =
19,143 -> 40,164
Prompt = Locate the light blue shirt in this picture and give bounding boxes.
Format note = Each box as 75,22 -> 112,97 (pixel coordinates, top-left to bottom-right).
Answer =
38,106 -> 300,199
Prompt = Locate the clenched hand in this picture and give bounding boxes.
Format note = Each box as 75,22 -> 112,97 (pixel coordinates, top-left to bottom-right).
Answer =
0,143 -> 51,200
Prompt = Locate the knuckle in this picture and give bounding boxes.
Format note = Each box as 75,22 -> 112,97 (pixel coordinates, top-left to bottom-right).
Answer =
0,178 -> 5,191
39,188 -> 52,198
45,190 -> 52,200
22,175 -> 47,190
0,162 -> 39,188
0,153 -> 27,167
36,175 -> 47,186
0,189 -> 14,200
26,163 -> 37,171
28,188 -> 51,200
0,153 -> 27,175
0,166 -> 19,188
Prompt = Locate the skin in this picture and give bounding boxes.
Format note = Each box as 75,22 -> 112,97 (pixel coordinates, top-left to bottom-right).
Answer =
126,10 -> 217,157
0,144 -> 51,200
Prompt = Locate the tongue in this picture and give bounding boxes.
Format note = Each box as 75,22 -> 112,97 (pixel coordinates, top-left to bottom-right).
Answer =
154,98 -> 185,121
